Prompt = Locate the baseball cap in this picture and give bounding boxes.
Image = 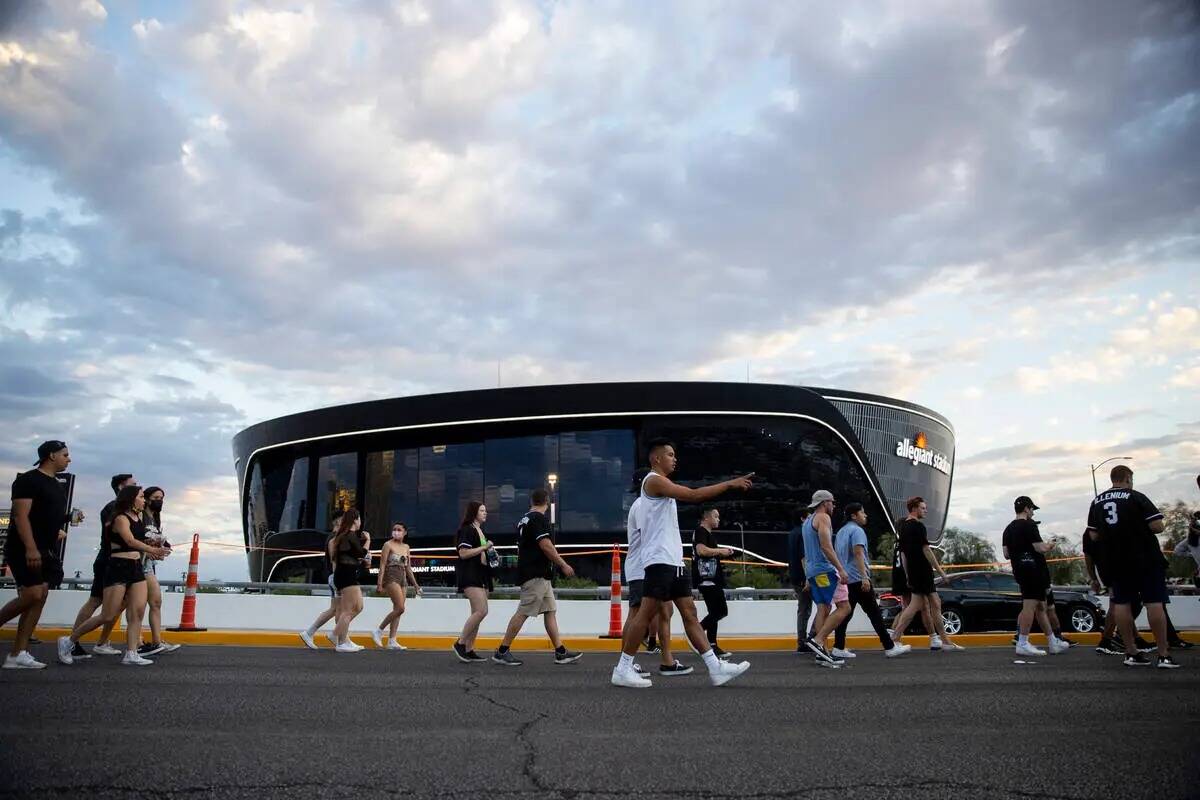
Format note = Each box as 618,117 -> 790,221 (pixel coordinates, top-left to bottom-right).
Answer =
1014,495 -> 1039,512
35,439 -> 68,465
807,489 -> 835,509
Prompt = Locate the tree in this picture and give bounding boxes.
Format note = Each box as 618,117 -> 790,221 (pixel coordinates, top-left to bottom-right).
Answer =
1041,536 -> 1085,585
938,527 -> 998,569
1161,500 -> 1199,580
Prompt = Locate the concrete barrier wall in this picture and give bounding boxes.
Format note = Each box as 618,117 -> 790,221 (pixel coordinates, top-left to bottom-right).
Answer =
4,589 -> 1199,637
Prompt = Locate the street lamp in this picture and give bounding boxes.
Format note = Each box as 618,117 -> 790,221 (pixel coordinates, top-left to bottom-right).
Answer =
547,473 -> 558,527
1090,456 -> 1133,496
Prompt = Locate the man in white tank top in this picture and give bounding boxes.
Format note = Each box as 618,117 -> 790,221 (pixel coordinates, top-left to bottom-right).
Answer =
622,493 -> 678,674
612,438 -> 755,688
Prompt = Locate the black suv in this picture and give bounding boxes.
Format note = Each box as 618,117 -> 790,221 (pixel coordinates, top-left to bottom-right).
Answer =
878,571 -> 1105,636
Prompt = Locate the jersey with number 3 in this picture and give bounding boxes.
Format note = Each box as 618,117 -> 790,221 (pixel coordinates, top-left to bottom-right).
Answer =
1085,488 -> 1165,574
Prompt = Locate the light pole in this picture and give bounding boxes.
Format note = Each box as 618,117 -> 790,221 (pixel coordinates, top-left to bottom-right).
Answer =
1090,456 -> 1133,496
547,473 -> 558,529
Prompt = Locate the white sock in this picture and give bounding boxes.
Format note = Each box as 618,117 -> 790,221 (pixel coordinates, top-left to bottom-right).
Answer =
618,652 -> 634,670
305,626 -> 318,637
702,649 -> 720,674
1018,635 -> 1029,646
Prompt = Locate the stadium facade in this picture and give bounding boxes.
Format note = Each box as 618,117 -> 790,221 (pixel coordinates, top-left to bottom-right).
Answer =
232,383 -> 955,584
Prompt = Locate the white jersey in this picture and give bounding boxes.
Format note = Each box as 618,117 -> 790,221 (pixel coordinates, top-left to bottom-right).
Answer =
625,496 -> 645,581
638,471 -> 683,568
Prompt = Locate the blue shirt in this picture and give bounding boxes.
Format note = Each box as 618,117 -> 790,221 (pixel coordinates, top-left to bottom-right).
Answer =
786,525 -> 806,585
835,521 -> 869,583
802,514 -> 833,578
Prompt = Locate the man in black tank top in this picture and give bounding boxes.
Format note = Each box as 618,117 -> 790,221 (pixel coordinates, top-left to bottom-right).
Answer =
67,474 -> 135,659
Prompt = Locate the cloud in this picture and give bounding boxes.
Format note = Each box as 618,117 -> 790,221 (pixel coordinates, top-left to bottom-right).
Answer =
1,0 -> 1197,577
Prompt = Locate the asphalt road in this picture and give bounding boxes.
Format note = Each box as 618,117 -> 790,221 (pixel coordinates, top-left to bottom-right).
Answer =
0,643 -> 1197,799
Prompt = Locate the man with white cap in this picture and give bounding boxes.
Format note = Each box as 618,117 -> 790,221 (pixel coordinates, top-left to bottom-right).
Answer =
801,489 -> 852,667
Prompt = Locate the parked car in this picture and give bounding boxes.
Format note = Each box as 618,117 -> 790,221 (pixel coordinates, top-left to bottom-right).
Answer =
878,571 -> 1105,636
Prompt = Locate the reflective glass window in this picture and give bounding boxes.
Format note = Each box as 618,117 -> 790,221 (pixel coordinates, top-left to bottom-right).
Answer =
953,573 -> 991,590
245,463 -> 268,551
417,443 -> 483,541
314,453 -> 358,531
558,430 -> 636,532
485,436 -> 559,535
364,449 -> 419,538
988,573 -> 1020,593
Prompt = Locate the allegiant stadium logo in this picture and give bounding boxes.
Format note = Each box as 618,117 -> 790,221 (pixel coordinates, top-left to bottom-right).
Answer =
895,433 -> 951,475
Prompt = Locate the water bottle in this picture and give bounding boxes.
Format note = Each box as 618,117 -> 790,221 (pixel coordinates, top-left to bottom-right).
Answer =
486,544 -> 500,569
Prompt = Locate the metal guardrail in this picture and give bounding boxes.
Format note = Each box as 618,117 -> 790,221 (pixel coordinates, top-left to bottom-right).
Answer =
3,578 -> 1195,599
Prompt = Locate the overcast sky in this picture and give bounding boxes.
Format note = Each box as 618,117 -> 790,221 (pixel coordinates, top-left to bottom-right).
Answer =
2,0 -> 1197,582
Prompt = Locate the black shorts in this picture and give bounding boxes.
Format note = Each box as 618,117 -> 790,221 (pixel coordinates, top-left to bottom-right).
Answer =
103,557 -> 145,588
333,562 -> 360,590
642,564 -> 692,602
1110,565 -> 1169,606
89,557 -> 108,599
6,549 -> 61,588
906,567 -> 935,597
891,566 -> 908,596
1014,564 -> 1049,601
628,579 -> 644,607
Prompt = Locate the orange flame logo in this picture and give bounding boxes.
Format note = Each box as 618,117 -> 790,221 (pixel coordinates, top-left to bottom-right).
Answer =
915,432 -> 928,450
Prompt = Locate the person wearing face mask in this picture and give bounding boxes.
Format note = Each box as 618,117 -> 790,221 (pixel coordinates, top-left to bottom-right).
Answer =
372,522 -> 422,650
58,486 -> 168,666
136,486 -> 179,657
330,510 -> 368,653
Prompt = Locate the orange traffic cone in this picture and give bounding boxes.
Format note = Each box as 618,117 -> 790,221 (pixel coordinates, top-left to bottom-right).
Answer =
601,544 -> 623,638
168,533 -> 207,632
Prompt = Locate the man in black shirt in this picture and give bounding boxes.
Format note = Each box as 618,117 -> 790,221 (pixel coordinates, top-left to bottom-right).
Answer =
0,441 -> 71,669
1003,496 -> 1067,657
693,507 -> 733,659
1086,464 -> 1178,668
492,488 -> 582,666
887,497 -> 964,651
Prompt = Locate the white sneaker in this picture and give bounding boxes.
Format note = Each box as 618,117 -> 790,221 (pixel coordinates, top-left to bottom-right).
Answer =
92,643 -> 120,656
299,631 -> 318,650
710,660 -> 751,687
325,631 -> 338,647
3,651 -> 46,669
158,642 -> 182,654
941,640 -> 966,651
386,641 -> 408,651
348,639 -> 365,651
611,664 -> 652,688
56,636 -> 74,665
1047,638 -> 1070,655
929,635 -> 943,650
335,642 -> 360,653
885,643 -> 912,658
121,652 -> 153,666
1015,642 -> 1046,657
371,629 -> 385,648
830,648 -> 857,659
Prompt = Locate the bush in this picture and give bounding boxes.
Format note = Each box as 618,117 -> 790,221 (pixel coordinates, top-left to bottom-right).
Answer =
556,575 -> 599,589
725,565 -> 787,590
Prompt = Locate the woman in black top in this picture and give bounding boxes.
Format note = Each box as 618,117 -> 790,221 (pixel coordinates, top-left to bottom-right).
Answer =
331,510 -> 369,653
138,486 -> 178,657
60,486 -> 167,666
452,501 -> 494,663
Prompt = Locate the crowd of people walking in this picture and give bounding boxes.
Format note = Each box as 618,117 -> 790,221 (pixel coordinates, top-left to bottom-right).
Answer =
2,439 -> 1195,677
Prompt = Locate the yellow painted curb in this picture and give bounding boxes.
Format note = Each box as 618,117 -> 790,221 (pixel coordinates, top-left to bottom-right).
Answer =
6,628 -> 1197,651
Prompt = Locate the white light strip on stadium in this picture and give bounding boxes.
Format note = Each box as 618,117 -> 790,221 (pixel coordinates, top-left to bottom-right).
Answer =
820,395 -> 955,436
242,409 -> 896,543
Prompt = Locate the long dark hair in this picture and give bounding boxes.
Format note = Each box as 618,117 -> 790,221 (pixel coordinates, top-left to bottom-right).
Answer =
333,509 -> 360,543
143,485 -> 164,529
113,484 -> 142,518
460,501 -> 483,529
